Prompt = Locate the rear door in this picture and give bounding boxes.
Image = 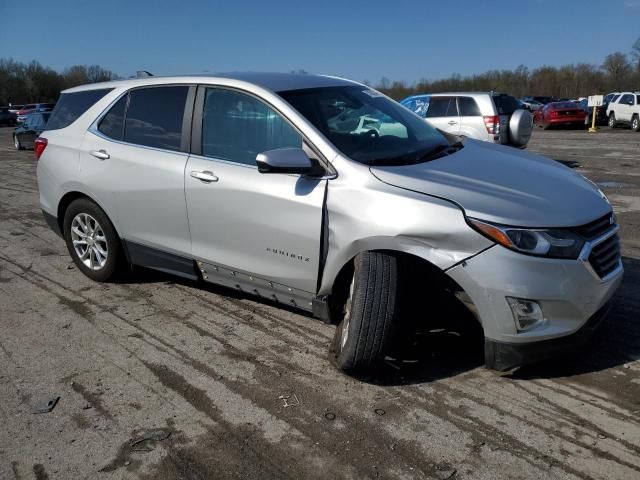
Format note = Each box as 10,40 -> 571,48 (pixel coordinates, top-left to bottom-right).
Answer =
80,85 -> 195,261
425,96 -> 460,134
457,96 -> 486,140
184,86 -> 326,295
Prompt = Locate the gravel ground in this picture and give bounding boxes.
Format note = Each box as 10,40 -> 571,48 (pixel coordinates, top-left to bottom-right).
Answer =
0,125 -> 639,480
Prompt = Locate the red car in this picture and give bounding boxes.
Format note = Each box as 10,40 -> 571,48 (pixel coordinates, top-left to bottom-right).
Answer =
534,101 -> 586,129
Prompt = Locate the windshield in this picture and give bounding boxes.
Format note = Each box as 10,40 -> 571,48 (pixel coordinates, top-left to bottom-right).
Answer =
279,86 -> 449,165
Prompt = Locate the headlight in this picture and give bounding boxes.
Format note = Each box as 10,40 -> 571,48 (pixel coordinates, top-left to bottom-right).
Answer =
468,218 -> 584,259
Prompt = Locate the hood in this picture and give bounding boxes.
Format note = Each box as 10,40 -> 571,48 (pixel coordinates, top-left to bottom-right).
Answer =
370,140 -> 611,228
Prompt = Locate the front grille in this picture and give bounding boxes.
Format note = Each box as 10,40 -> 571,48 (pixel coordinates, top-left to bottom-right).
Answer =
574,213 -> 614,240
588,233 -> 621,278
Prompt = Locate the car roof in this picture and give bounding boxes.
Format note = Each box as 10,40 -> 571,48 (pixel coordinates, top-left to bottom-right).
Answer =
62,72 -> 361,94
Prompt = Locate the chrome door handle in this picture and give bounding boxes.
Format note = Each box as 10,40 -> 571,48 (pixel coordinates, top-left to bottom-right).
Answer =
90,149 -> 110,160
190,170 -> 219,183
448,120 -> 457,125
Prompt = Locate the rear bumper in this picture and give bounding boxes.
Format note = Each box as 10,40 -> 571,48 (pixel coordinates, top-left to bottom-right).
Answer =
548,117 -> 585,125
484,301 -> 610,371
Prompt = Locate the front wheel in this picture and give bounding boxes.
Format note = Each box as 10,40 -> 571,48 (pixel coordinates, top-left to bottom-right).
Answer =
608,113 -> 617,128
332,251 -> 398,373
14,135 -> 23,150
63,198 -> 125,282
632,115 -> 640,132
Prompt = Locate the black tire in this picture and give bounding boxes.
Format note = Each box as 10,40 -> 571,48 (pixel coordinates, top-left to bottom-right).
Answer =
13,135 -> 23,150
63,198 -> 125,282
608,113 -> 617,128
632,115 -> 640,132
332,251 -> 398,373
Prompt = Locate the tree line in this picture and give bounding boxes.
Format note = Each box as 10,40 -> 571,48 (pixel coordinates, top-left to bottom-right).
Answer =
374,39 -> 640,100
0,59 -> 118,105
2,38 -> 639,105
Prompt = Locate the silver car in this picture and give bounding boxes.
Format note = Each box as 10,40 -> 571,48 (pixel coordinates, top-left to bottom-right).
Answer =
403,92 -> 533,148
36,73 -> 622,374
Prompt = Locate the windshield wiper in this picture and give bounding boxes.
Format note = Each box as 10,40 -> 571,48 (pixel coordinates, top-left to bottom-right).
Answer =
368,141 -> 462,166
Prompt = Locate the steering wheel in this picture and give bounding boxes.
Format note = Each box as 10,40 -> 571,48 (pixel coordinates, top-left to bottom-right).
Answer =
364,129 -> 379,138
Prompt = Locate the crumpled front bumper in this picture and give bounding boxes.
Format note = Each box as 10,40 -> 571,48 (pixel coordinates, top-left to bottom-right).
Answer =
446,244 -> 623,370
484,301 -> 610,371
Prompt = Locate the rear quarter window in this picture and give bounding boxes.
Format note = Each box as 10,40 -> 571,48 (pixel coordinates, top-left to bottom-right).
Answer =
492,95 -> 521,115
458,97 -> 481,116
45,88 -> 112,131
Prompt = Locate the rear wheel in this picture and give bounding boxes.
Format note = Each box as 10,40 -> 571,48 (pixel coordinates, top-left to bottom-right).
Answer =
13,135 -> 23,150
608,113 -> 617,128
632,115 -> 640,132
332,251 -> 398,374
63,198 -> 125,282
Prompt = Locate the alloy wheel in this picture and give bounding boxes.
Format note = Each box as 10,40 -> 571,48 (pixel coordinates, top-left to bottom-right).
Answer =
70,213 -> 108,270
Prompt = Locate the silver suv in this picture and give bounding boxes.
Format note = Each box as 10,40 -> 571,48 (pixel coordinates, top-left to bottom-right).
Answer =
37,73 -> 622,374
401,92 -> 532,148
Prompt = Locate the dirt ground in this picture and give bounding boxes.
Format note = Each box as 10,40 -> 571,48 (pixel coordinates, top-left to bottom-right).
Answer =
0,125 -> 639,480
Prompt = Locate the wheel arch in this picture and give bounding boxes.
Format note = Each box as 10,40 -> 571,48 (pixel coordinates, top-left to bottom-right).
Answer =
56,191 -> 124,247
323,248 -> 482,329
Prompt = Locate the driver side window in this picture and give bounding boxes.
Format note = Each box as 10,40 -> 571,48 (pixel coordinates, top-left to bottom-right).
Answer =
202,88 -> 302,166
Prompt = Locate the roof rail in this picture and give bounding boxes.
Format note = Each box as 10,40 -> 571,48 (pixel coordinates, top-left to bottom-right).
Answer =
136,71 -> 154,78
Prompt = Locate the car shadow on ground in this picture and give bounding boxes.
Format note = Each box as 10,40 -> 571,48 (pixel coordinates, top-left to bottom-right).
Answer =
115,256 -> 639,386
366,256 -> 640,386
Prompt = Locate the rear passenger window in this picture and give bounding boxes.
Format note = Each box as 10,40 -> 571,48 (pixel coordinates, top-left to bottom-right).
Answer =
426,97 -> 458,117
458,97 -> 481,116
492,95 -> 520,115
124,86 -> 188,151
45,89 -> 112,131
98,95 -> 127,140
201,88 -> 302,166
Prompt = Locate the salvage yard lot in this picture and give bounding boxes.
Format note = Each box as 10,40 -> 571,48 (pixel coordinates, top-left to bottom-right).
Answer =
0,126 -> 639,479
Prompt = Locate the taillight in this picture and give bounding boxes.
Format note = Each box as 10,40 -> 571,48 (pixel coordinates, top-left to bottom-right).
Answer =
483,115 -> 499,134
34,137 -> 48,160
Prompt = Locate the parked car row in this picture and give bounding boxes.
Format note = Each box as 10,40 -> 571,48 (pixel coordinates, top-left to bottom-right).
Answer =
0,103 -> 56,127
401,90 -> 640,134
400,92 -> 532,148
16,103 -> 55,123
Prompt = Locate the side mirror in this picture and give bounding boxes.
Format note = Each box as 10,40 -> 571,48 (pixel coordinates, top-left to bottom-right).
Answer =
256,148 -> 325,176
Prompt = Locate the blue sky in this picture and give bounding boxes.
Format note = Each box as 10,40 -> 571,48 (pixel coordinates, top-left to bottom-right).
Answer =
1,0 -> 638,83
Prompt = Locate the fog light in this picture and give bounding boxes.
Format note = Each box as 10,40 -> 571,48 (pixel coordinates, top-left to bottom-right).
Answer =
506,297 -> 546,332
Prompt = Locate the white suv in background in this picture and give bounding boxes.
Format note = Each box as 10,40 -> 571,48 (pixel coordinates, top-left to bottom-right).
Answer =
401,92 -> 533,148
607,92 -> 640,131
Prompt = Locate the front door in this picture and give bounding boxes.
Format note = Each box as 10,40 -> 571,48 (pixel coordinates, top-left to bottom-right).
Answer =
185,87 -> 326,295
